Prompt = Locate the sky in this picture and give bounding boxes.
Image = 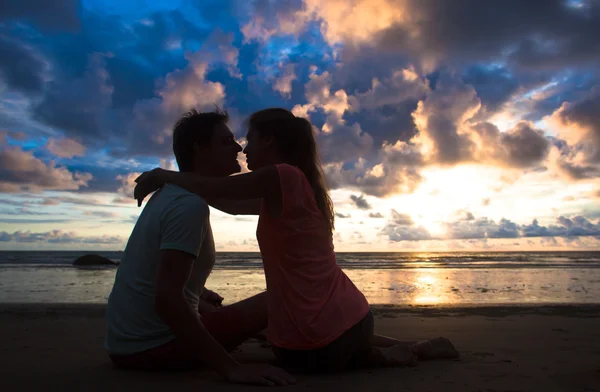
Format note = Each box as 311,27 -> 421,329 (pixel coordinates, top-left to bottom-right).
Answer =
1,0 -> 600,252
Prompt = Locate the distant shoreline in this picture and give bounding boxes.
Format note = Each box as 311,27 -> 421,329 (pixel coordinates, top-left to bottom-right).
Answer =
2,302 -> 600,318
1,250 -> 599,253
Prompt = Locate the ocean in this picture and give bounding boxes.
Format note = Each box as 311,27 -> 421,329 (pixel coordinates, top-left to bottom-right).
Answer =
1,251 -> 599,306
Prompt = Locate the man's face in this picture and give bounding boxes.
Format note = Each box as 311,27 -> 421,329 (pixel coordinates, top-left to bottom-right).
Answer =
201,123 -> 243,176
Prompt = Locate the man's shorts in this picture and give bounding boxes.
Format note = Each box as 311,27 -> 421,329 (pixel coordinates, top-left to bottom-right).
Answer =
109,306 -> 250,372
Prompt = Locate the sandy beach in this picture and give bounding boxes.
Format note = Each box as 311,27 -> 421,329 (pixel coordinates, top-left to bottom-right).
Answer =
1,304 -> 599,392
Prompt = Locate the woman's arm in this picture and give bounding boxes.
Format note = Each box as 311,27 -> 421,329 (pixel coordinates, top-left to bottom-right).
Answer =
206,198 -> 262,215
134,166 -> 280,206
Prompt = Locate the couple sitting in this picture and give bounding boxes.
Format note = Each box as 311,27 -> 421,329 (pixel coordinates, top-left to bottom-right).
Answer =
104,108 -> 458,387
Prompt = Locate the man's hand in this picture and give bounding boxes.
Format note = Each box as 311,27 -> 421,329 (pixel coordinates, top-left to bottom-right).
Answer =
227,364 -> 296,387
134,168 -> 169,206
200,288 -> 224,307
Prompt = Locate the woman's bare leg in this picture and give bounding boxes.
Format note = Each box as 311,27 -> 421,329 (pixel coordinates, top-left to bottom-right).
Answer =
371,334 -> 459,360
371,334 -> 415,348
368,345 -> 419,367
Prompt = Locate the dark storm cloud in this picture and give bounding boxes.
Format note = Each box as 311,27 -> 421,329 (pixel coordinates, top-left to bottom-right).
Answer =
553,87 -> 600,163
548,87 -> 600,180
1,0 -> 599,211
412,73 -> 479,165
0,35 -> 46,94
376,0 -> 600,70
350,194 -> 371,210
461,65 -> 521,114
33,53 -> 114,144
65,164 -> 134,195
0,0 -> 80,32
471,122 -> 551,168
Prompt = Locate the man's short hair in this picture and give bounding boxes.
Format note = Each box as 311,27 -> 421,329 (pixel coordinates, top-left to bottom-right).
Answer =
172,108 -> 229,172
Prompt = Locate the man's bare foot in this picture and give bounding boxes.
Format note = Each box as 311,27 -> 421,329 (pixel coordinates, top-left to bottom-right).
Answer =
377,344 -> 418,366
415,337 -> 459,360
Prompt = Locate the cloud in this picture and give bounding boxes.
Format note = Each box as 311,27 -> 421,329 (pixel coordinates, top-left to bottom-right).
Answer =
470,121 -> 551,168
299,0 -> 600,71
46,138 -> 86,158
522,216 -> 600,238
546,87 -> 600,180
324,140 -> 423,196
273,63 -> 296,98
0,35 -> 48,94
411,73 -> 480,164
116,172 -> 141,199
0,141 -> 92,193
122,44 -> 230,157
0,230 -> 122,244
382,209 -> 432,241
0,0 -> 81,32
443,217 -> 520,239
83,211 -> 120,219
0,218 -> 74,224
240,0 -> 307,43
450,209 -> 475,221
461,65 -> 522,114
293,68 -> 375,164
45,196 -> 110,207
350,194 -> 371,210
382,213 -> 600,242
34,53 -> 114,144
335,212 -> 351,219
354,68 -> 429,110
389,210 -> 413,226
24,26 -> 236,159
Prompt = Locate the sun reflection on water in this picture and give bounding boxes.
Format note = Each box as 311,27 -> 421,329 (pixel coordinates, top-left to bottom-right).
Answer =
411,270 -> 450,305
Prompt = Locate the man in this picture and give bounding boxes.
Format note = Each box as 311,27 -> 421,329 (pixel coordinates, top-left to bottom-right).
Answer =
105,109 -> 294,387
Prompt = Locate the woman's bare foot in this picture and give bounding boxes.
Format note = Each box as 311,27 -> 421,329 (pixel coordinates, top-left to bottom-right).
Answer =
377,344 -> 418,367
415,337 -> 459,360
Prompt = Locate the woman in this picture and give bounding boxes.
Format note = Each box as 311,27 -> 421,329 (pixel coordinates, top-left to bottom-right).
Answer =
134,108 -> 458,373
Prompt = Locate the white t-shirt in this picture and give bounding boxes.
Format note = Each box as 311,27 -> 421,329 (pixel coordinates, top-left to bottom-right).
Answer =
105,184 -> 215,355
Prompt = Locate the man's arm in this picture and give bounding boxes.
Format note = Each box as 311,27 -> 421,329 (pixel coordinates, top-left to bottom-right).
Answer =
206,198 -> 261,215
155,250 -> 237,374
155,249 -> 294,386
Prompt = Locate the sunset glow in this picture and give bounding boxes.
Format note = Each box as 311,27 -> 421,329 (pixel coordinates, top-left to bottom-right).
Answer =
1,1 -> 599,251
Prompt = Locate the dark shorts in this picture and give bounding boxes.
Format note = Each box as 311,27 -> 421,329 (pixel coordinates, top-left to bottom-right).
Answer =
109,306 -> 249,372
272,311 -> 374,374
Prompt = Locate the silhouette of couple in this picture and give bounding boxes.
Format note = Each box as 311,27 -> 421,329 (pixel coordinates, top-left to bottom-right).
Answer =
105,108 -> 458,386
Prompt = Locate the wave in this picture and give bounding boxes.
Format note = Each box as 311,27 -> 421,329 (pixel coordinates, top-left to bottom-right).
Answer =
1,251 -> 599,270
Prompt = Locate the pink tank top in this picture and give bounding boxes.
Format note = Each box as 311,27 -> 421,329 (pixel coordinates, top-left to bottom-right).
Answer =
257,163 -> 370,350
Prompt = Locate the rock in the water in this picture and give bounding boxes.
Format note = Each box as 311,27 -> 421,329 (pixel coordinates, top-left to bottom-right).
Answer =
73,254 -> 117,266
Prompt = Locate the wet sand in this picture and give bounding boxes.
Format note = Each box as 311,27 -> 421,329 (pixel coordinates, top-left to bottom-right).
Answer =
1,304 -> 599,391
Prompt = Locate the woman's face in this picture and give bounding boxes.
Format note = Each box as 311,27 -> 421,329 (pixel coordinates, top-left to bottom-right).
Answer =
243,128 -> 271,171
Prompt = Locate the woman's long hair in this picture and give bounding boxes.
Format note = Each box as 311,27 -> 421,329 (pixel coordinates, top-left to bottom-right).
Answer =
248,108 -> 335,235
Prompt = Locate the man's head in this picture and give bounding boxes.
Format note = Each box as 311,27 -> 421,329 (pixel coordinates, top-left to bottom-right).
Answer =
172,108 -> 242,176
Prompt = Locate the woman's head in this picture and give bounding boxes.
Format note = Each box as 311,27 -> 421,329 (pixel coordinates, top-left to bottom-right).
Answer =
244,108 -> 335,234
